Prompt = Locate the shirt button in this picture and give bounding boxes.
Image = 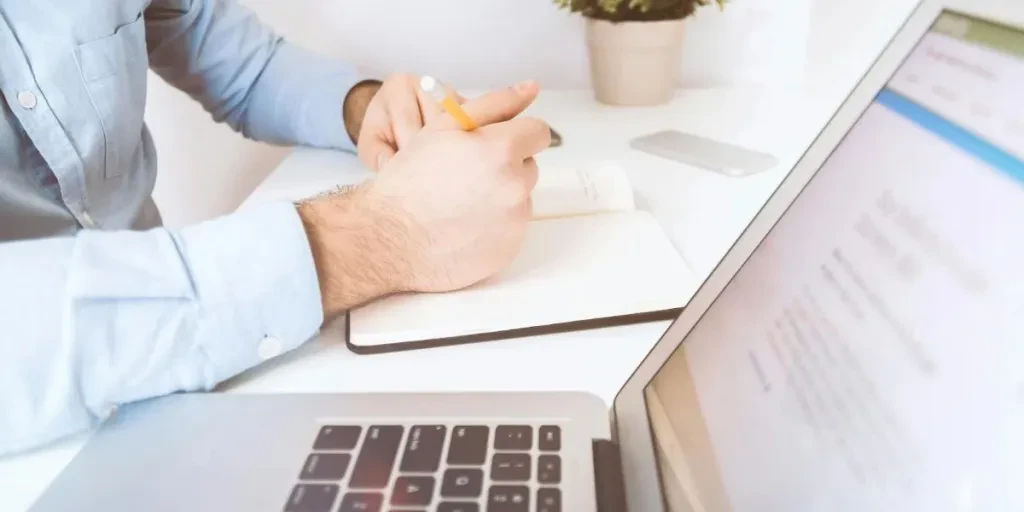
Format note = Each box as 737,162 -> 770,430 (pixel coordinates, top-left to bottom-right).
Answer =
80,211 -> 95,228
258,336 -> 284,360
17,91 -> 37,109
99,403 -> 118,419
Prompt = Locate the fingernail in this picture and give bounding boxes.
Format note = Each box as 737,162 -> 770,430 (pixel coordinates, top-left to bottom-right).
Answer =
376,154 -> 389,169
513,80 -> 537,94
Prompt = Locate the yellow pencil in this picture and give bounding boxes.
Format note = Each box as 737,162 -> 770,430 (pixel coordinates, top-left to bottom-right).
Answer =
419,75 -> 477,131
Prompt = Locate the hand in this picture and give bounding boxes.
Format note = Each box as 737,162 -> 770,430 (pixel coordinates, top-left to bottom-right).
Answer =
299,81 -> 550,317
347,73 -> 465,172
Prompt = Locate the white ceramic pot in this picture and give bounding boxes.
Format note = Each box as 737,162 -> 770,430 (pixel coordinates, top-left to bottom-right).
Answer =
585,17 -> 685,106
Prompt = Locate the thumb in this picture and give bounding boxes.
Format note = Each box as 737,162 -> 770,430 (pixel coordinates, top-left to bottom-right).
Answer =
439,80 -> 539,130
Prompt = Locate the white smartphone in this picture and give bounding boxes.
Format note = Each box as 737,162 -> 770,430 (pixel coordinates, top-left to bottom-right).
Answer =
629,129 -> 779,177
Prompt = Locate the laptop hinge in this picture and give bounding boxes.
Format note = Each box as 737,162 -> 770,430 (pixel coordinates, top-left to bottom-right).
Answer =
592,439 -> 628,512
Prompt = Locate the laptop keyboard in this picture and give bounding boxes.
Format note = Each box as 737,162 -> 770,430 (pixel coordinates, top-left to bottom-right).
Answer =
284,424 -> 563,512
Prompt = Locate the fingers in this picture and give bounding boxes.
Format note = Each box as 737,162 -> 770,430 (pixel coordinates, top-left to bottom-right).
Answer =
358,135 -> 397,171
417,83 -> 465,122
410,78 -> 442,121
447,86 -> 467,104
420,85 -> 467,124
386,86 -> 424,148
377,75 -> 466,148
435,80 -> 540,131
484,116 -> 552,161
357,74 -> 469,172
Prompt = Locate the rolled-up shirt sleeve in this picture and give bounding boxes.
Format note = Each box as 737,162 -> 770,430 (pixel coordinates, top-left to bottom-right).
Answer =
144,0 -> 366,150
0,202 -> 323,456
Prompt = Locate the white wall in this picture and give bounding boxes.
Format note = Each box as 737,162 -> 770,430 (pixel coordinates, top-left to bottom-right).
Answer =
148,0 -> 918,227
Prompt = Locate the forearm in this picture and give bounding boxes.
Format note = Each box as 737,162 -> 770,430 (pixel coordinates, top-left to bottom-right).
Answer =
240,41 -> 373,149
297,184 -> 412,316
0,203 -> 323,456
145,0 -> 377,150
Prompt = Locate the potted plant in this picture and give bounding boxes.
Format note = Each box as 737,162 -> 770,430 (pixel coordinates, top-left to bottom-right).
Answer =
554,0 -> 726,106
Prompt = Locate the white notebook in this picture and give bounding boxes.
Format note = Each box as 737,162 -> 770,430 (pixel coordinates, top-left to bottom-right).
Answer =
346,162 -> 702,352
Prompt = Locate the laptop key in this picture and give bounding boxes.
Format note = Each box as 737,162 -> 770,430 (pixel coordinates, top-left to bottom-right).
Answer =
537,454 -> 561,484
490,453 -> 531,481
538,426 -> 560,451
487,485 -> 529,512
312,425 -> 361,450
446,426 -> 489,465
440,468 -> 483,497
390,476 -> 435,506
337,491 -> 382,512
299,453 -> 350,481
493,425 -> 532,450
537,488 -> 561,512
338,492 -> 383,512
399,425 -> 446,472
438,503 -> 479,512
349,425 -> 404,488
284,483 -> 339,512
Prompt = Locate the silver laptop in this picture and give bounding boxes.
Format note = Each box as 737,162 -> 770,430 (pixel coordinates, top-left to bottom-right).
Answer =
29,1 -> 1023,510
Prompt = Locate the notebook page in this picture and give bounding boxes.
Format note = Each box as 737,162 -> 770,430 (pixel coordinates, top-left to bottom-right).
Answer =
531,162 -> 635,220
348,210 -> 700,347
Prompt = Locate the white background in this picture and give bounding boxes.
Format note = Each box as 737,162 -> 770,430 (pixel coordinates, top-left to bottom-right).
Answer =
145,0 -> 920,227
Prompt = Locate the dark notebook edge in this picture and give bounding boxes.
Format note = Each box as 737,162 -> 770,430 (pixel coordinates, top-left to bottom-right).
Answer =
344,308 -> 683,355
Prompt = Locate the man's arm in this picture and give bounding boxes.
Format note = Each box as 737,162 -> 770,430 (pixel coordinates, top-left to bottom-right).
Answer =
143,0 -> 376,149
0,203 -> 324,456
0,83 -> 546,457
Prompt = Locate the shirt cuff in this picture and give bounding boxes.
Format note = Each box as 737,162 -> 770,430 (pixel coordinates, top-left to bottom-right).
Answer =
245,40 -> 374,151
179,201 -> 324,385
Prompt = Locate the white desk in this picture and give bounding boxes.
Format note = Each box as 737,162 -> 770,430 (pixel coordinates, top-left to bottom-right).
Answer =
0,86 -> 841,511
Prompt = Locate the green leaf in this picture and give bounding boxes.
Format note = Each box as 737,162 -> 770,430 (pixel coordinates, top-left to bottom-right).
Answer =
552,0 -> 725,21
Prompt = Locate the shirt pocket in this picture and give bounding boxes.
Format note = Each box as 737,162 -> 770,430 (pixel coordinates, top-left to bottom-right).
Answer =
75,14 -> 148,179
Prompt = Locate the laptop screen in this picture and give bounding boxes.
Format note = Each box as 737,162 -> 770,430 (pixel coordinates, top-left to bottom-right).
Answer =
644,10 -> 1023,511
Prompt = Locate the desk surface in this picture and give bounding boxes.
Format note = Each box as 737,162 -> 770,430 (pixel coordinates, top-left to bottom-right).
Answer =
0,86 -> 841,511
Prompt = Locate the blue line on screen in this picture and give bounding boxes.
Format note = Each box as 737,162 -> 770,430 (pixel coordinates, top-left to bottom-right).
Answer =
876,88 -> 1024,186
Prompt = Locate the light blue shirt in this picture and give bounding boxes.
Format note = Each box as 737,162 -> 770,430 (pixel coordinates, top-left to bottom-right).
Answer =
0,0 -> 365,455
